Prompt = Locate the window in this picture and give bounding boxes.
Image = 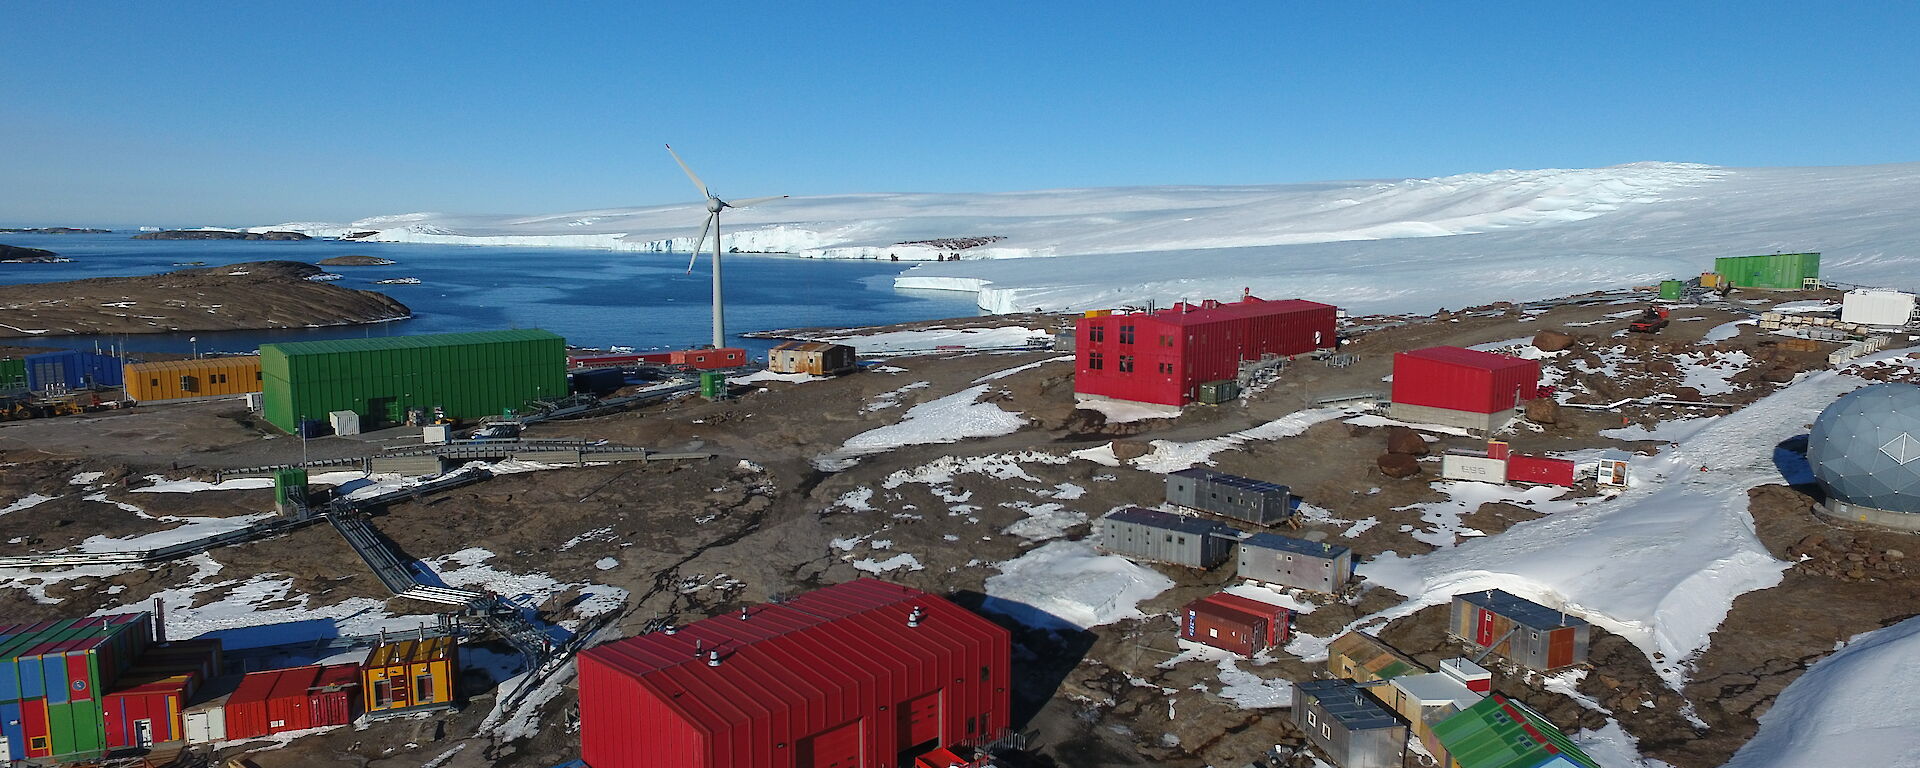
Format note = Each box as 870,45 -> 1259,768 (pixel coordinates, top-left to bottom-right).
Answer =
1158,362 -> 1173,374
1177,536 -> 1186,545
1322,724 -> 1331,739
981,665 -> 992,681
1117,355 -> 1134,372
967,715 -> 978,735
1119,325 -> 1135,344
373,678 -> 396,708
1208,627 -> 1218,638
1088,352 -> 1104,370
150,378 -> 159,387
1089,326 -> 1105,343
1307,711 -> 1318,728
30,736 -> 47,751
1159,334 -> 1174,347
415,671 -> 436,704
1164,534 -> 1173,543
256,371 -> 262,380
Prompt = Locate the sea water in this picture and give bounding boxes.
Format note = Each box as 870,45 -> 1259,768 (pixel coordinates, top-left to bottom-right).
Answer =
0,233 -> 982,355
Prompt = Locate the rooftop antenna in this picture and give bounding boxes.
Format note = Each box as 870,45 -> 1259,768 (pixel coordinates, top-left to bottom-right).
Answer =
664,144 -> 788,349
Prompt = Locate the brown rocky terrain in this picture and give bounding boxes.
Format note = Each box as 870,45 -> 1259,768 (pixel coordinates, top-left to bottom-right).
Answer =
0,289 -> 1910,768
0,260 -> 410,338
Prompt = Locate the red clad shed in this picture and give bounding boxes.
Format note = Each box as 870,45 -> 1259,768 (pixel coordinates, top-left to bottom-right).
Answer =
102,669 -> 198,749
223,668 -> 282,740
577,579 -> 1012,768
1391,346 -> 1541,414
670,348 -> 746,370
1179,592 -> 1291,656
1074,296 -> 1338,406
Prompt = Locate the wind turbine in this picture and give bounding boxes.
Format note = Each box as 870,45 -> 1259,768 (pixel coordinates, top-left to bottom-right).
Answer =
665,144 -> 786,349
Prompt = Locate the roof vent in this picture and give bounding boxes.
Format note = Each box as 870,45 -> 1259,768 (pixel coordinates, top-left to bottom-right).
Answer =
908,606 -> 925,628
662,624 -> 678,635
740,606 -> 751,621
694,639 -> 704,657
707,650 -> 721,667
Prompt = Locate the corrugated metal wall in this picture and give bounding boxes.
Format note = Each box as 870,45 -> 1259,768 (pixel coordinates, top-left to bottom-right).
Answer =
261,330 -> 566,433
1391,352 -> 1539,414
1095,517 -> 1235,568
1715,252 -> 1821,290
123,357 -> 262,402
1165,473 -> 1291,526
1237,543 -> 1350,593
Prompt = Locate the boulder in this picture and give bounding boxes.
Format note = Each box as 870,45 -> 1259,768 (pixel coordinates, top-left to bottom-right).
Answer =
1761,366 -> 1798,384
1524,397 -> 1560,424
1532,330 -> 1576,352
1111,440 -> 1153,461
1377,453 -> 1422,478
1670,386 -> 1704,402
1385,426 -> 1429,456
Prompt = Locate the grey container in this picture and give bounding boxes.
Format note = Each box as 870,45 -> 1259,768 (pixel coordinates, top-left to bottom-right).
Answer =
1293,679 -> 1409,768
1238,533 -> 1353,593
1447,589 -> 1590,672
1166,468 -> 1293,526
1095,507 -> 1240,569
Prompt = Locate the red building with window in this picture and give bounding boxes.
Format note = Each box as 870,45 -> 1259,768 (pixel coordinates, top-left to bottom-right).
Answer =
1074,296 -> 1339,406
576,579 -> 1011,768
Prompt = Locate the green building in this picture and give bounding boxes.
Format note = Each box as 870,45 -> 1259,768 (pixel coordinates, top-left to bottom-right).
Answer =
1432,694 -> 1599,768
259,329 -> 567,434
1713,252 -> 1821,291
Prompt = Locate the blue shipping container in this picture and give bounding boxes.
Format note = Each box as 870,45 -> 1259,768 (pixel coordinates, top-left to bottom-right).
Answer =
39,655 -> 66,705
0,656 -> 15,703
23,351 -> 123,391
1,700 -> 22,761
16,657 -> 42,700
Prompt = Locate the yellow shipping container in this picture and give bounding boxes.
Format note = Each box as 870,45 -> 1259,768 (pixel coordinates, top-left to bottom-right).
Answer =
123,356 -> 262,401
1700,272 -> 1723,288
1082,309 -> 1112,317
363,636 -> 459,714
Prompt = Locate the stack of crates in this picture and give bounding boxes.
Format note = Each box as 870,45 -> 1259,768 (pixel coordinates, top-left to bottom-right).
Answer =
0,613 -> 153,763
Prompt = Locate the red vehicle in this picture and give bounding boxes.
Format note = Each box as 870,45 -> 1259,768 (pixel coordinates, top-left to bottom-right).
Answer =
1629,307 -> 1671,334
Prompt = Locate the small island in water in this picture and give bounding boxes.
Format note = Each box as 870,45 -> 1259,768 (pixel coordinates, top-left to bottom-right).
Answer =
0,260 -> 410,338
318,254 -> 397,266
132,230 -> 311,241
0,244 -> 72,263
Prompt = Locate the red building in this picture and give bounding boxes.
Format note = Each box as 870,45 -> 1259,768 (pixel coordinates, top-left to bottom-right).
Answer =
577,579 -> 1012,768
670,348 -> 747,370
223,663 -> 360,739
1179,592 -> 1291,656
1073,296 -> 1338,406
1389,346 -> 1541,433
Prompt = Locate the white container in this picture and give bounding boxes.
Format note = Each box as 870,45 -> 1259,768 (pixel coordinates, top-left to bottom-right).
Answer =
423,424 -> 452,444
243,392 -> 263,411
1841,289 -> 1916,327
184,705 -> 226,743
1441,453 -> 1507,482
328,409 -> 361,436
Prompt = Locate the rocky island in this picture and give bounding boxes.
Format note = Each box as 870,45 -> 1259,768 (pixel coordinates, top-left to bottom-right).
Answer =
0,260 -> 410,338
131,230 -> 311,241
0,227 -> 110,234
317,254 -> 397,266
0,244 -> 69,263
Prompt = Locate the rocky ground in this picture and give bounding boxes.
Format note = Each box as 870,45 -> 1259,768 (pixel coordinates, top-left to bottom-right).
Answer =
0,288 -> 1914,767
0,260 -> 410,338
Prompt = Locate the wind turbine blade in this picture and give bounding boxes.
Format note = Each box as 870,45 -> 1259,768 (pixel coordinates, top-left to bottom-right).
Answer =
664,144 -> 710,198
687,213 -> 715,273
724,195 -> 788,209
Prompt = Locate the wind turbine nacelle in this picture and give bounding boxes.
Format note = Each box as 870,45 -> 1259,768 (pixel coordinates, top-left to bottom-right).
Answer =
707,197 -> 727,213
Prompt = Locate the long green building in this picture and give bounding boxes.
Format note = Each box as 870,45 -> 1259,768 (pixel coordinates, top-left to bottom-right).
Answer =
260,329 -> 567,433
1713,252 -> 1821,290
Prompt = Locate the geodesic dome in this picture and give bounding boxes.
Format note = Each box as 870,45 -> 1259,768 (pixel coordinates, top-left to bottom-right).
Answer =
1809,383 -> 1920,515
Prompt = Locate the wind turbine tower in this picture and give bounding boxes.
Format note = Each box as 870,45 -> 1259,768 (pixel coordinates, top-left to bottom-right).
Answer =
665,144 -> 786,349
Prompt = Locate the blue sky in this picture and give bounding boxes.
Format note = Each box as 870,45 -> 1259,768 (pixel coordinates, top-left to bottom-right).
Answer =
3,1 -> 1916,225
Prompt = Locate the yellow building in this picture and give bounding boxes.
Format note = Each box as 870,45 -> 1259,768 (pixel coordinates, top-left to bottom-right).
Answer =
1327,630 -> 1427,684
122,356 -> 262,402
363,636 -> 459,714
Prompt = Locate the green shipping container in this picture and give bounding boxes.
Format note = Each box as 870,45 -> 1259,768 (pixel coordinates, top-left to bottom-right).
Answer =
259,329 -> 567,433
274,467 -> 310,510
1658,280 -> 1686,300
700,371 -> 727,400
1713,252 -> 1821,291
1196,379 -> 1240,404
0,357 -> 25,390
48,699 -> 107,759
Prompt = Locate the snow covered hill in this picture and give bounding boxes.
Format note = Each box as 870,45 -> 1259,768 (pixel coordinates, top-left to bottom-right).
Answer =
258,161 -> 1920,315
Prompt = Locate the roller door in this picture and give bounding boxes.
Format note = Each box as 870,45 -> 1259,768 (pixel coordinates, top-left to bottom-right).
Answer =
897,690 -> 942,751
800,718 -> 863,768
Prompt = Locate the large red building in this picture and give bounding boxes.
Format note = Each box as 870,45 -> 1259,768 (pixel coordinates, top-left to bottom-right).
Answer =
576,579 -> 1012,768
1073,296 -> 1338,406
1389,346 -> 1541,433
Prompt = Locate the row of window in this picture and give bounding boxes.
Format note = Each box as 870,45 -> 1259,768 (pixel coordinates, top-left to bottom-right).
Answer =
1086,325 -> 1176,346
1085,353 -> 1178,375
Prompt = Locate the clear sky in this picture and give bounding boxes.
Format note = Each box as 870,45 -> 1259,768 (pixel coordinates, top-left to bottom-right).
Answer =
4,1 -> 1916,225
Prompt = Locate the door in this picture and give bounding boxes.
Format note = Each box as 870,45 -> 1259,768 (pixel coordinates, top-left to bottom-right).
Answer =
1548,629 -> 1575,669
134,719 -> 153,748
799,718 -> 863,768
367,397 -> 399,429
1476,608 -> 1496,646
897,690 -> 943,754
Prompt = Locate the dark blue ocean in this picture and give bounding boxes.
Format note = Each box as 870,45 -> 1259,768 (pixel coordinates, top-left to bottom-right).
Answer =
0,232 -> 981,355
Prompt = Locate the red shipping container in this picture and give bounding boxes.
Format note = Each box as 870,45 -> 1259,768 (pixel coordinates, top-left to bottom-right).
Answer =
1179,592 -> 1291,656
305,664 -> 360,728
1391,347 -> 1541,414
265,666 -> 321,733
224,668 -> 284,740
103,670 -> 196,748
22,698 -> 48,759
1506,455 -> 1576,486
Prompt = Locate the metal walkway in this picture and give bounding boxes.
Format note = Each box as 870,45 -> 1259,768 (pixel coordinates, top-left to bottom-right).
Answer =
215,439 -> 711,481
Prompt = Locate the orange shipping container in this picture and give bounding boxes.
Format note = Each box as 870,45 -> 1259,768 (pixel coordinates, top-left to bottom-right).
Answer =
123,357 -> 262,402
362,637 -> 458,715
